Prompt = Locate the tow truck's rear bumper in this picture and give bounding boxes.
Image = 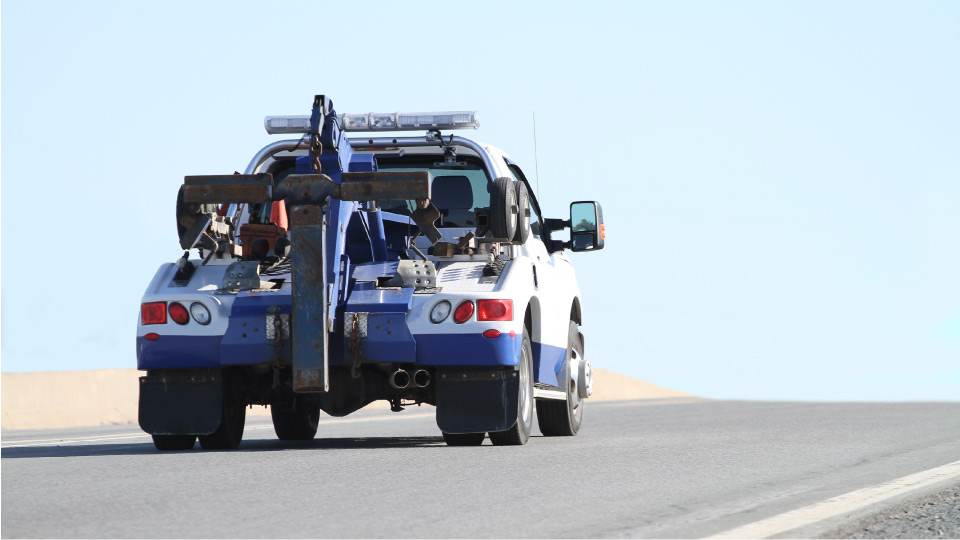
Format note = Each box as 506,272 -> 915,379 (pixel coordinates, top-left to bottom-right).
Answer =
415,333 -> 521,366
137,331 -> 522,369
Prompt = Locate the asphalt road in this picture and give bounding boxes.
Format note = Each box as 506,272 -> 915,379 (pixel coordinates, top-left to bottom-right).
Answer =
3,399 -> 960,538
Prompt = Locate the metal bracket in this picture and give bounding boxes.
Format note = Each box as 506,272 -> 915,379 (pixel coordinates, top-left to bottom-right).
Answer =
220,261 -> 262,291
411,199 -> 442,244
385,260 -> 438,289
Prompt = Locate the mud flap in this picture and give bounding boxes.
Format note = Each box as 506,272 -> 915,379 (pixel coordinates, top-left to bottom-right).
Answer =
138,369 -> 222,435
435,369 -> 519,434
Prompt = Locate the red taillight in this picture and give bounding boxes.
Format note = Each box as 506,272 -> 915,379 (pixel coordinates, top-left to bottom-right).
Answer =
482,329 -> 501,338
144,333 -> 160,341
453,301 -> 474,324
169,302 -> 189,325
477,299 -> 513,321
141,302 -> 166,325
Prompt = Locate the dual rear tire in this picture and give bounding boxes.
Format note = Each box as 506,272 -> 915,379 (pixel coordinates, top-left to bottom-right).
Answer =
271,397 -> 321,441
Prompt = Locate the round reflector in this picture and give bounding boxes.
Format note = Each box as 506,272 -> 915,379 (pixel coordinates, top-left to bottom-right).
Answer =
430,300 -> 452,324
453,301 -> 474,324
190,302 -> 211,325
169,302 -> 189,325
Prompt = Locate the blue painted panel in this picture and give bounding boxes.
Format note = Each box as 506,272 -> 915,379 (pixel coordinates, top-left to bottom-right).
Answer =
349,153 -> 377,172
137,335 -> 221,369
415,333 -> 521,366
221,340 -> 282,366
346,287 -> 413,313
532,341 -> 567,387
221,292 -> 292,366
358,313 -> 416,363
231,291 -> 292,314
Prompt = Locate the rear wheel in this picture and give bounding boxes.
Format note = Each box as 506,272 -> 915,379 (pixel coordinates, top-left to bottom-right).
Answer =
442,432 -> 485,446
489,333 -> 534,446
152,434 -> 196,451
271,397 -> 321,441
199,385 -> 245,450
537,321 -> 584,436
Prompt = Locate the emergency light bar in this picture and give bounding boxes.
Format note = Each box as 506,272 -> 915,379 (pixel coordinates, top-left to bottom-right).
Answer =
264,111 -> 479,135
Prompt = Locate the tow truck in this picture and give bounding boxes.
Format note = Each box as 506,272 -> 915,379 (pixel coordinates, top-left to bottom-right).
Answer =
136,95 -> 605,450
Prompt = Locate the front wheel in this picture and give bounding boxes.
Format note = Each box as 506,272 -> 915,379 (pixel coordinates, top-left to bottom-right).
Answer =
489,333 -> 534,446
537,321 -> 584,436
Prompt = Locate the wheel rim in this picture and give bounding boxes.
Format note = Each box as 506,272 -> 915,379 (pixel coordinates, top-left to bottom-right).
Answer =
520,344 -> 532,425
569,348 -> 582,413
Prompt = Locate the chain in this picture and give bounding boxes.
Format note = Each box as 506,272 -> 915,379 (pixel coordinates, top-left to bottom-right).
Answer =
271,314 -> 283,388
348,312 -> 364,379
310,132 -> 323,175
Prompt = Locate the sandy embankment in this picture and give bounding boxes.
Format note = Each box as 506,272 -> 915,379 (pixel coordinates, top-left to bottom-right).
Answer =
1,368 -> 689,431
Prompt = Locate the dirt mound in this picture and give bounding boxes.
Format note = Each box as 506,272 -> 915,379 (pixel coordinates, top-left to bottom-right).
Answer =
591,368 -> 691,400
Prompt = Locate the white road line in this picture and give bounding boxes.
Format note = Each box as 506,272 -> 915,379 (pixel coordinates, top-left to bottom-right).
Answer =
2,432 -> 152,445
1,412 -> 434,449
708,460 -> 960,539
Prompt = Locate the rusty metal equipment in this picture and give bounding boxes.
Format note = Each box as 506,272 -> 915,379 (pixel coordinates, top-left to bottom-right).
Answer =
178,95 -> 434,393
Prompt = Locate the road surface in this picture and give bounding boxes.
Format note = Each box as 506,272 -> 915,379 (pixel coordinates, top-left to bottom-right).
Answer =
3,399 -> 959,538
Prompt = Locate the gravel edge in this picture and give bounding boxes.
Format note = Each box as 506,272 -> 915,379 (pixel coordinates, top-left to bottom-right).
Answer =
821,481 -> 960,539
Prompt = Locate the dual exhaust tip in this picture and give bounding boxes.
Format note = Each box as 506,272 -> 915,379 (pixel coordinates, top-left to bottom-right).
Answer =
390,369 -> 431,390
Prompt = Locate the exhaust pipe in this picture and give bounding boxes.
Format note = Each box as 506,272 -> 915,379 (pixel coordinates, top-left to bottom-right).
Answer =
413,369 -> 431,388
390,369 -> 411,390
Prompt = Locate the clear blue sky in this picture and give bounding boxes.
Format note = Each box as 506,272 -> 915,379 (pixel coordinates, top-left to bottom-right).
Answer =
2,1 -> 958,400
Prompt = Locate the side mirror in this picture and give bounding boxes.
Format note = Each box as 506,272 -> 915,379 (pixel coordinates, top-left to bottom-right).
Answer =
569,201 -> 605,252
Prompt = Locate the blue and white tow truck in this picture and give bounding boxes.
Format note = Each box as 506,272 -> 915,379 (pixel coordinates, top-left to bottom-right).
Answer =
136,95 -> 605,450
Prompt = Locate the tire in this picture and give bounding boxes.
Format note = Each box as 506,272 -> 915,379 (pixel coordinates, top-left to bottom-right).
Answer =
198,386 -> 246,450
490,177 -> 518,241
442,431 -> 485,446
537,321 -> 584,436
489,333 -> 534,446
271,398 -> 321,441
152,434 -> 197,451
514,181 -> 531,244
